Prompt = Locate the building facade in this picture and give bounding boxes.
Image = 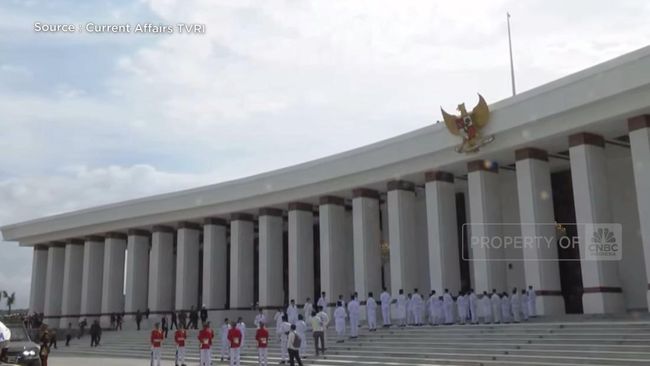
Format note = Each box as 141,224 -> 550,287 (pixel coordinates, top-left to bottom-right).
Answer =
3,46 -> 650,327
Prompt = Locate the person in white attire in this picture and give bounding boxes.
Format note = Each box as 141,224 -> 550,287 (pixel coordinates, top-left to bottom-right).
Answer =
405,293 -> 413,326
220,318 -> 230,362
501,292 -> 511,323
520,289 -> 529,321
236,317 -> 246,348
456,292 -> 468,324
468,289 -> 479,324
396,289 -> 407,327
426,291 -> 435,325
527,286 -> 537,318
296,314 -> 308,356
279,315 -> 292,364
511,288 -> 521,323
287,300 -> 299,325
411,289 -> 424,326
481,291 -> 492,324
334,301 -> 347,343
366,292 -> 378,331
491,289 -> 502,324
254,309 -> 266,328
317,292 -> 328,319
425,291 -> 433,325
303,298 -> 314,325
442,289 -> 454,325
433,296 -> 443,325
347,295 -> 360,338
380,288 -> 392,327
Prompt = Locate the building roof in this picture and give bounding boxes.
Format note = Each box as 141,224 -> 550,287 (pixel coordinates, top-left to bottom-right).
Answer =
3,45 -> 650,245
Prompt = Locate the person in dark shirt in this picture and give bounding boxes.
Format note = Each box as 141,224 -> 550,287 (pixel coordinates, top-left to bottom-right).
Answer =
200,305 -> 208,327
135,310 -> 143,331
161,316 -> 169,338
171,311 -> 178,330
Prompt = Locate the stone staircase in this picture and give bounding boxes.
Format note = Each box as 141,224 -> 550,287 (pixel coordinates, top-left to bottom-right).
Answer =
50,317 -> 650,365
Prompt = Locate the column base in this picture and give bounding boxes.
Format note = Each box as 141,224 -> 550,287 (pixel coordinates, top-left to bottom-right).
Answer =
536,294 -> 566,316
583,290 -> 625,314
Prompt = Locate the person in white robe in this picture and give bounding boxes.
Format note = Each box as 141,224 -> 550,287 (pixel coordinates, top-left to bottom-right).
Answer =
411,289 -> 424,326
520,289 -> 529,321
220,318 -> 230,362
254,309 -> 266,329
287,300 -> 299,325
334,301 -> 347,343
433,296 -> 443,325
303,298 -> 314,325
491,290 -> 502,324
274,309 -> 285,339
501,293 -> 511,323
442,289 -> 454,325
480,291 -> 492,324
347,296 -> 360,338
426,291 -> 435,325
511,288 -> 521,323
236,317 -> 246,347
296,314 -> 308,356
279,315 -> 292,363
317,292 -> 328,318
468,289 -> 478,324
456,292 -> 468,324
366,292 -> 378,331
406,293 -> 413,325
396,289 -> 407,327
380,288 -> 392,327
527,286 -> 537,318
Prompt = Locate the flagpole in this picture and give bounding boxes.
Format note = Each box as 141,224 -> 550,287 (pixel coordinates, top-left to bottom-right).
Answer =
507,12 -> 516,96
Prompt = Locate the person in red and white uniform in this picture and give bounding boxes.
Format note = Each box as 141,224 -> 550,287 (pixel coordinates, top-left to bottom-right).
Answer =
174,324 -> 187,366
255,322 -> 269,366
197,322 -> 214,366
227,320 -> 242,366
150,323 -> 164,366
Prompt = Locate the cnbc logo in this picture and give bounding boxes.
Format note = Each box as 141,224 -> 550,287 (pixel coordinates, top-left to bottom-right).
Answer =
584,224 -> 622,261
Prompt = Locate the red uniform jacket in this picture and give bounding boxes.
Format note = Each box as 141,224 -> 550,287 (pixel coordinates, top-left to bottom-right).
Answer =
227,328 -> 242,349
174,329 -> 187,347
150,329 -> 164,348
198,328 -> 213,350
255,327 -> 269,348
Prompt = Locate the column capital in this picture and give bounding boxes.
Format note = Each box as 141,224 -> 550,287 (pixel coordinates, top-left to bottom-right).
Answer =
152,225 -> 174,233
568,132 -> 605,148
204,217 -> 228,226
126,229 -> 149,237
628,114 -> 650,132
352,188 -> 380,199
178,221 -> 202,230
106,231 -> 128,239
34,244 -> 49,251
425,171 -> 454,183
258,207 -> 283,217
84,235 -> 105,242
319,195 -> 345,206
230,212 -> 255,222
467,160 -> 498,173
288,202 -> 313,212
515,147 -> 548,162
386,180 -> 415,192
50,241 -> 66,248
66,239 -> 84,246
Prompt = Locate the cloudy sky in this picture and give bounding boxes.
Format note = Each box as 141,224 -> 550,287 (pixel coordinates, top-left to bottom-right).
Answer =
1,0 -> 649,309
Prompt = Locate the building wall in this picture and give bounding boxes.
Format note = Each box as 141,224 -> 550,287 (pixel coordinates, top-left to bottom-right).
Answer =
607,147 -> 648,311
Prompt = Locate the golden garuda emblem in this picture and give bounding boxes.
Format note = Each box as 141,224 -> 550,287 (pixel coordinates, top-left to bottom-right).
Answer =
441,94 -> 494,153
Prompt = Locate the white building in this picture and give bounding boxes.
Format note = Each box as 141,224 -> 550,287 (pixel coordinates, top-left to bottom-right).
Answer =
3,46 -> 650,327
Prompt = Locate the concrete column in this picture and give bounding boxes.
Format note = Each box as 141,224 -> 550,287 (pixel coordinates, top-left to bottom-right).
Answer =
148,226 -> 175,313
176,222 -> 201,310
44,243 -> 66,321
60,239 -> 84,328
629,115 -> 650,307
387,180 -> 418,296
352,189 -> 382,302
125,230 -> 150,315
288,203 -> 314,304
515,148 -> 565,315
203,218 -> 228,309
29,245 -> 49,314
569,132 -> 625,313
425,171 -> 461,293
467,160 -> 507,293
230,213 -> 255,309
319,196 -> 354,304
80,236 -> 104,322
258,208 -> 284,309
101,233 -> 126,326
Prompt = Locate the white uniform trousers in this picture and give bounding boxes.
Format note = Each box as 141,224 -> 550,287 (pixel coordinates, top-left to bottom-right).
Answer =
150,347 -> 161,366
175,346 -> 186,365
280,335 -> 288,362
381,305 -> 391,325
367,310 -> 377,330
200,348 -> 212,366
258,347 -> 268,366
221,339 -> 229,359
350,315 -> 359,337
229,348 -> 240,366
